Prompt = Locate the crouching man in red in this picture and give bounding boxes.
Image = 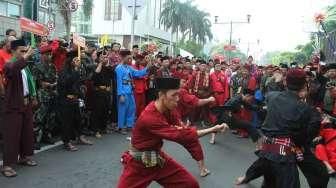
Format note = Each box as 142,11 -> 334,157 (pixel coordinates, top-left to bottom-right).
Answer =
117,77 -> 227,188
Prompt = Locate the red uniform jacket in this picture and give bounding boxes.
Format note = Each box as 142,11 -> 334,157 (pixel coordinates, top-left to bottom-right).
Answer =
315,124 -> 336,169
174,88 -> 200,120
132,64 -> 147,94
247,76 -> 257,91
52,48 -> 67,72
210,71 -> 229,100
131,102 -> 204,161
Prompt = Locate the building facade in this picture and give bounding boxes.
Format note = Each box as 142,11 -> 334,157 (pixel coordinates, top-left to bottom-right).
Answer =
0,0 -> 66,40
91,0 -> 174,50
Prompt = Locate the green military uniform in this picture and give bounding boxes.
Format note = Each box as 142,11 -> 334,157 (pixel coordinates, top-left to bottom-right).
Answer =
32,62 -> 58,143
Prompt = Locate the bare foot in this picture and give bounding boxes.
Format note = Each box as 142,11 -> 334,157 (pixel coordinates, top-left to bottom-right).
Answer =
209,138 -> 215,144
200,168 -> 211,177
235,176 -> 246,185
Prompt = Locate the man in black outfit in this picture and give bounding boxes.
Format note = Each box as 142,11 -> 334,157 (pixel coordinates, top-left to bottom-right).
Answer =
236,68 -> 329,188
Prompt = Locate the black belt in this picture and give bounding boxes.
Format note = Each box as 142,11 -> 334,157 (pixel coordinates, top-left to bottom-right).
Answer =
122,80 -> 132,85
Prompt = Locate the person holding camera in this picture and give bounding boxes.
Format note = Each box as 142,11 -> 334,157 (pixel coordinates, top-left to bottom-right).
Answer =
90,50 -> 114,138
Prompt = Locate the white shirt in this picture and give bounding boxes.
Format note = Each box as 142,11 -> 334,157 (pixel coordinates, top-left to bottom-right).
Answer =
21,69 -> 29,96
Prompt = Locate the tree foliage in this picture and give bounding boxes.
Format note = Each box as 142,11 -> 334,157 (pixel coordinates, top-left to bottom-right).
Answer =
160,0 -> 213,45
177,40 -> 204,57
209,42 -> 247,62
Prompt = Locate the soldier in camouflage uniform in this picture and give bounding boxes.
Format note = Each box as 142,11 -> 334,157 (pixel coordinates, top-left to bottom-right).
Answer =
32,46 -> 58,144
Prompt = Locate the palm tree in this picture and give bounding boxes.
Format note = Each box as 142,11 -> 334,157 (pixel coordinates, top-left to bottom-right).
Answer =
160,0 -> 213,53
57,0 -> 94,41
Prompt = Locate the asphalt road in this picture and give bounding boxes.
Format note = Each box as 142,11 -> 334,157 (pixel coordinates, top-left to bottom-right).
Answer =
0,131 -> 335,188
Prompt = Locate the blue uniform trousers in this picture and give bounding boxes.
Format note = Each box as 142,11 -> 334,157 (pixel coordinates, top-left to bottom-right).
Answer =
117,94 -> 136,129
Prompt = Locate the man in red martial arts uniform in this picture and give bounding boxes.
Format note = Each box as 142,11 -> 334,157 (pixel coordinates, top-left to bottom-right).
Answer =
209,62 -> 230,144
117,77 -> 227,188
132,53 -> 148,118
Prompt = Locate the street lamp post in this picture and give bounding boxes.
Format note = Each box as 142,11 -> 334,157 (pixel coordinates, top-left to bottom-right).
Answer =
130,0 -> 137,49
214,14 -> 251,62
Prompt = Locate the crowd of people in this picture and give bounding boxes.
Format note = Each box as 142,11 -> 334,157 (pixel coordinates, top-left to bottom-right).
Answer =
0,28 -> 336,187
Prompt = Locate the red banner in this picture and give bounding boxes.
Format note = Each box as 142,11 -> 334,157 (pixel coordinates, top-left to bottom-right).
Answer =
213,54 -> 225,62
19,17 -> 48,36
224,45 -> 236,51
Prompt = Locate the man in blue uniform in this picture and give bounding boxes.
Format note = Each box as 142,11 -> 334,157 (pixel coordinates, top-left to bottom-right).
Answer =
115,49 -> 150,134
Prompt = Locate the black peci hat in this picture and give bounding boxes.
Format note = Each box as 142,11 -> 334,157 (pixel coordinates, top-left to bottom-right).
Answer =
326,63 -> 336,70
119,49 -> 131,57
155,77 -> 180,90
10,39 -> 26,50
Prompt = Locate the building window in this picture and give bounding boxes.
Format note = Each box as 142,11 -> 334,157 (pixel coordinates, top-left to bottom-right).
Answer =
0,2 -> 21,18
38,10 -> 46,24
105,0 -> 121,20
0,1 -> 6,16
38,10 -> 54,25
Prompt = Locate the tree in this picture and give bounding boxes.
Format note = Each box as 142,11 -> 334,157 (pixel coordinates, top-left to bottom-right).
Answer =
177,40 -> 203,57
324,5 -> 336,32
160,0 -> 213,46
209,42 -> 247,62
57,0 -> 93,41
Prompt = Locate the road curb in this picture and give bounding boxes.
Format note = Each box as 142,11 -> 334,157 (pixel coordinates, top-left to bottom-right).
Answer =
0,141 -> 63,166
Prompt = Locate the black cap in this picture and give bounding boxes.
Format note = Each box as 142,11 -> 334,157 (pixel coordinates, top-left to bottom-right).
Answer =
119,49 -> 131,57
155,78 -> 180,90
66,51 -> 78,59
327,63 -> 336,70
279,63 -> 288,69
290,62 -> 298,67
242,88 -> 255,95
162,56 -> 170,61
10,39 -> 26,50
132,44 -> 139,49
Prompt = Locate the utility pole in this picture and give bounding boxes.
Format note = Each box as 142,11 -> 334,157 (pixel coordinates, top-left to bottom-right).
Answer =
214,14 -> 251,62
130,0 -> 137,49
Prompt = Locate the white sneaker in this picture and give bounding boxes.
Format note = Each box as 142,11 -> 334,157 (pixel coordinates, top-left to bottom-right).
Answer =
126,137 -> 132,141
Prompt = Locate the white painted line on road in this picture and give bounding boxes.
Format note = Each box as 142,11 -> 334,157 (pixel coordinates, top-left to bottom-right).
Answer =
35,141 -> 63,154
0,141 -> 63,166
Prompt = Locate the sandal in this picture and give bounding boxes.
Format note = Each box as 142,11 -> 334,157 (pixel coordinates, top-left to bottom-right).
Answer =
64,143 -> 78,151
78,136 -> 93,145
18,159 -> 37,166
1,166 -> 17,177
200,168 -> 211,177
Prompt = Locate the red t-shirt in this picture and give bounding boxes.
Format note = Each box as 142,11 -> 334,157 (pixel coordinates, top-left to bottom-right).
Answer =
0,49 -> 12,73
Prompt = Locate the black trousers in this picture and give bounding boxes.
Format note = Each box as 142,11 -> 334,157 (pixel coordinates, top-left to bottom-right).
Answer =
297,150 -> 329,188
0,97 -> 4,139
244,158 -> 300,188
91,90 -> 110,132
214,111 -> 261,142
59,100 -> 81,144
243,151 -> 329,188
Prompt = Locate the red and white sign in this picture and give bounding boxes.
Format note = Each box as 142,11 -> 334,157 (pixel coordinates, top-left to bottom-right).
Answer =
47,20 -> 55,32
73,33 -> 86,47
224,45 -> 236,51
19,17 -> 48,36
213,54 -> 225,62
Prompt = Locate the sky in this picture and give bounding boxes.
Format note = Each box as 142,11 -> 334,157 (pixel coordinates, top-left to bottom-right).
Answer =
193,0 -> 335,58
